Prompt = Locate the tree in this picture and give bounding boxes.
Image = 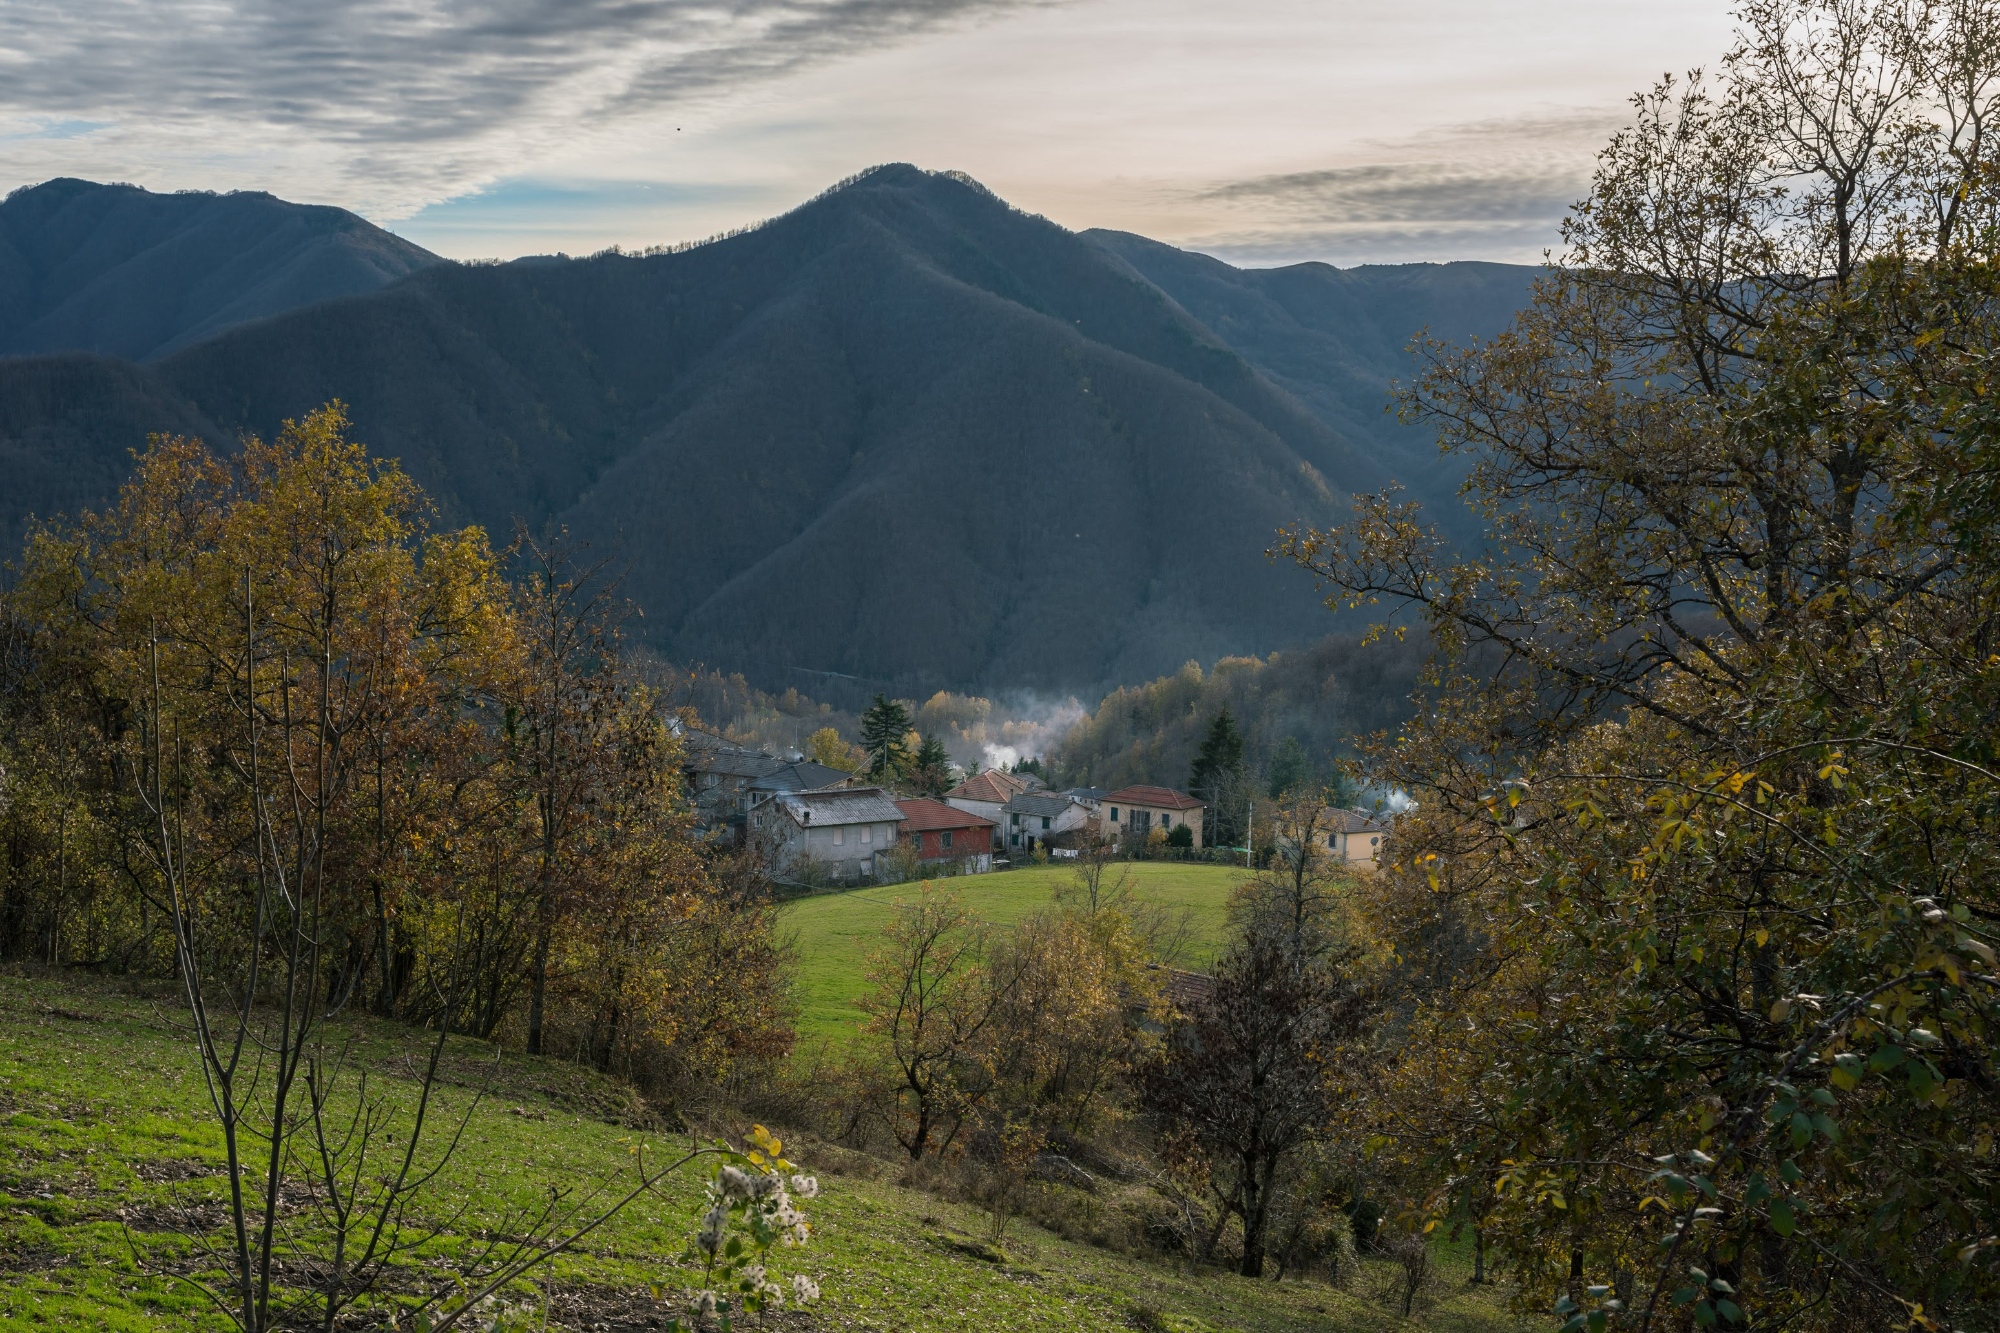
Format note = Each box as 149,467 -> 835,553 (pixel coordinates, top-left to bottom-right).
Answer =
1231,793 -> 1350,961
908,732 -> 953,797
858,694 -> 912,780
858,884 -> 1006,1159
1145,925 -> 1355,1278
804,725 -> 862,774
1189,708 -> 1247,846
1266,736 -> 1311,800
1278,2 -> 2000,1324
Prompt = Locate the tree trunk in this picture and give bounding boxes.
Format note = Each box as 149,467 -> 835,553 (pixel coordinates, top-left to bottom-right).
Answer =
1239,1153 -> 1268,1278
526,924 -> 550,1056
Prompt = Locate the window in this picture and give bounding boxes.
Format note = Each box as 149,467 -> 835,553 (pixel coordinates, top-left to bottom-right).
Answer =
861,825 -> 872,845
1163,814 -> 1173,827
1041,816 -> 1051,830
1011,813 -> 1020,827
1110,807 -> 1120,822
941,830 -> 954,850
832,827 -> 844,846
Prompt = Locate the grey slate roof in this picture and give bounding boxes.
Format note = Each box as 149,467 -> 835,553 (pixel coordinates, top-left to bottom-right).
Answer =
1003,791 -> 1083,819
773,787 -> 906,828
1328,807 -> 1391,834
747,760 -> 853,793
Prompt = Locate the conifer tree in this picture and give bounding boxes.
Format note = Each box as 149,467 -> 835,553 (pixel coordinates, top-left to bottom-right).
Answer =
859,694 -> 912,780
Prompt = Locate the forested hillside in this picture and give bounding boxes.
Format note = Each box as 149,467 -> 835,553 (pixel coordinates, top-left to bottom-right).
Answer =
0,178 -> 441,360
0,166 -> 1532,694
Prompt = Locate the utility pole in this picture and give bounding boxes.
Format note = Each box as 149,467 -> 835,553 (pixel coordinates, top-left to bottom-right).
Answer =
1245,795 -> 1253,868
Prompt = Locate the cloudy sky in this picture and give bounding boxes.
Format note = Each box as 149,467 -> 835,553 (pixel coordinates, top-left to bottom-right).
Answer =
0,0 -> 1737,265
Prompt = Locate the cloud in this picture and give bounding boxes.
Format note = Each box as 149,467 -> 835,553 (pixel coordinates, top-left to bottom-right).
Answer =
1178,106 -> 1624,265
0,0 -> 1037,215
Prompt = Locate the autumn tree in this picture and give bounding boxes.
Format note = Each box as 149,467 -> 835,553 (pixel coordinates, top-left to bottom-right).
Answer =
1145,925 -> 1356,1278
804,725 -> 863,774
1280,1 -> 2000,1324
857,884 -> 1007,1159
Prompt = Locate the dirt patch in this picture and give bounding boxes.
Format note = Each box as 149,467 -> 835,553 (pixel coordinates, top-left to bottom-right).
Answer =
134,1158 -> 222,1184
544,1284 -> 825,1332
0,1245 -> 66,1274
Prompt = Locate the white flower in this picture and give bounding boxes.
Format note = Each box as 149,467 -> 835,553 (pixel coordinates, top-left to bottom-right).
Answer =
748,1170 -> 781,1199
716,1166 -> 753,1201
686,1290 -> 718,1318
790,1174 -> 820,1199
694,1202 -> 728,1256
792,1274 -> 821,1304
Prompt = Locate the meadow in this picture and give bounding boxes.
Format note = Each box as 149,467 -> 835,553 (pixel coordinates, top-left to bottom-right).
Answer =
0,971 -> 1529,1333
781,862 -> 1248,1046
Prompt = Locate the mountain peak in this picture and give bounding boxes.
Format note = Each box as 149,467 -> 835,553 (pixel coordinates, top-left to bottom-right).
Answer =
0,177 -> 441,360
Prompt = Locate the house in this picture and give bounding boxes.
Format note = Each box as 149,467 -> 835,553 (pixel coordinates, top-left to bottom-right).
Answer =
749,786 -> 906,883
893,798 -> 996,873
1101,784 -> 1206,848
944,769 -> 1034,850
744,759 -> 855,805
681,729 -> 854,835
999,791 -> 1093,853
1319,808 -> 1391,866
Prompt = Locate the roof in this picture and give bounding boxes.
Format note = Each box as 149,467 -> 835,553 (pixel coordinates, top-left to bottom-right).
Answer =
1063,787 -> 1109,804
771,787 -> 906,827
1327,807 -> 1392,834
1103,784 -> 1205,812
895,797 -> 996,832
1156,967 -> 1214,1013
687,750 -> 782,780
1003,791 -> 1083,818
946,770 -> 1030,804
747,760 -> 853,792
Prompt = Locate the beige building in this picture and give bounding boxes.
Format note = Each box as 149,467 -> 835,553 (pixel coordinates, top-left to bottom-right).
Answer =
1320,808 -> 1390,866
1101,784 -> 1206,848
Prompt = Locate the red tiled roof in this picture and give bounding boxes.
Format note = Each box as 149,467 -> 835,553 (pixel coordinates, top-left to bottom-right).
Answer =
1103,784 -> 1205,812
945,770 -> 1028,804
895,797 -> 996,832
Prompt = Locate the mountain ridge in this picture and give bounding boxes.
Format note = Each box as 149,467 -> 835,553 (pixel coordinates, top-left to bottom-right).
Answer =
0,165 -> 1533,695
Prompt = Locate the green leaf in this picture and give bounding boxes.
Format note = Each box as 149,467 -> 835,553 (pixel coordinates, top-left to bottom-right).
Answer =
1746,1176 -> 1771,1206
1779,1159 -> 1803,1184
1770,1199 -> 1796,1237
1695,1299 -> 1718,1326
1811,1112 -> 1839,1142
1790,1110 -> 1813,1150
1808,1087 -> 1836,1106
1717,1299 -> 1743,1323
1868,1045 -> 1906,1073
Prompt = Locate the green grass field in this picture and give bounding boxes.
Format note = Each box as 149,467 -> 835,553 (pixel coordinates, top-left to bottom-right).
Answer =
0,971 -> 1529,1332
782,862 -> 1250,1046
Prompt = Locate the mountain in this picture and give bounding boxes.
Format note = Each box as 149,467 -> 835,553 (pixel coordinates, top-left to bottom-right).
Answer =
0,178 -> 441,361
0,166 -> 1534,695
1084,229 -> 1537,482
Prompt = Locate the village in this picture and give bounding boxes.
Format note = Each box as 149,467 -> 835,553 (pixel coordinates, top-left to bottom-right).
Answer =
679,726 -> 1391,884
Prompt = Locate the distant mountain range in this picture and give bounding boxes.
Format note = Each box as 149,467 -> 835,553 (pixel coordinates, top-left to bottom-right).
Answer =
0,167 -> 1536,695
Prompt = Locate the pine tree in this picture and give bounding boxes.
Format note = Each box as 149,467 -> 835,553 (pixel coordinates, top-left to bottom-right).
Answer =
859,694 -> 913,779
1266,735 -> 1310,799
909,733 -> 953,797
1189,707 -> 1247,845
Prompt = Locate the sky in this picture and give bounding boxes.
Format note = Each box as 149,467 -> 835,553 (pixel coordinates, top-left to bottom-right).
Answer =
0,0 -> 1738,266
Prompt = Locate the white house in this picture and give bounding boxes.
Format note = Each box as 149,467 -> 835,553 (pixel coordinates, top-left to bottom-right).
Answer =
999,791 -> 1093,852
944,769 -> 1033,850
749,786 -> 906,882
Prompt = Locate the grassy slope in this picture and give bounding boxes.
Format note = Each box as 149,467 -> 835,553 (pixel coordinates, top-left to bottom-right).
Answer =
0,972 -> 1527,1333
783,863 -> 1246,1046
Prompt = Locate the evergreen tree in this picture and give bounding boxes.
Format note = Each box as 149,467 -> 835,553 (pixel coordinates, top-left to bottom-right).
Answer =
1189,707 -> 1247,847
859,694 -> 913,779
909,733 -> 953,797
1266,735 -> 1310,799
